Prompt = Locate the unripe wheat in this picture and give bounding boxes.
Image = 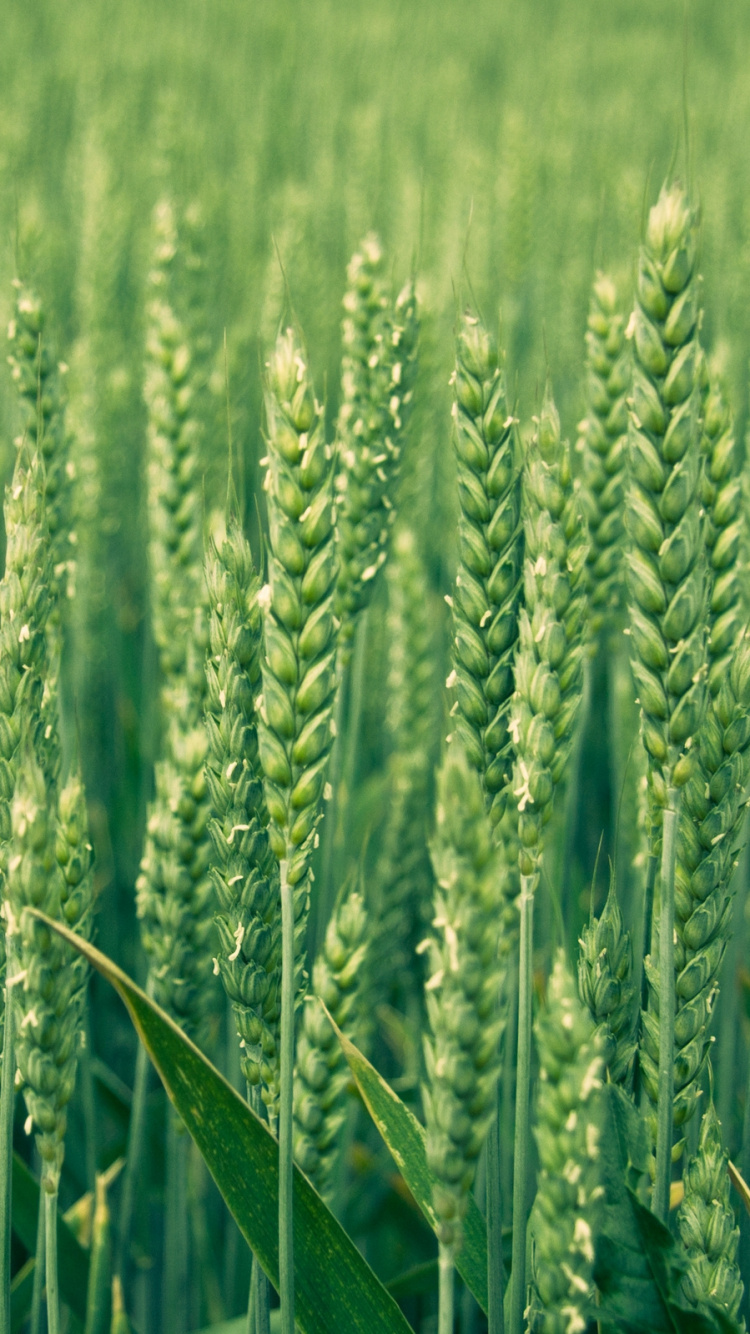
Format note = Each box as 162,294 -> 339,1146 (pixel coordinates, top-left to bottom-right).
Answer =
334,236 -> 419,667
293,885 -> 367,1197
527,953 -> 604,1334
577,272 -> 630,635
510,386 -> 589,876
258,326 -> 338,987
204,519 -> 281,1112
450,311 -> 523,830
677,1099 -> 745,1325
422,745 -> 507,1254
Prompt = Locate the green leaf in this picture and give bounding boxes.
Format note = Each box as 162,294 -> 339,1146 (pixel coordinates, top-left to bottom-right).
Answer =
329,1017 -> 490,1312
595,1086 -> 741,1334
32,913 -> 413,1334
11,1153 -> 90,1325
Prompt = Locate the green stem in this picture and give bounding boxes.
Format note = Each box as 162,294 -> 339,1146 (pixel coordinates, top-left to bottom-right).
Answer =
163,1113 -> 188,1334
635,853 -> 658,1106
81,1006 -> 98,1194
509,877 -> 535,1334
438,1242 -> 454,1334
317,612 -> 367,951
316,677 -> 346,951
279,857 -> 295,1334
30,1185 -> 45,1334
652,787 -> 678,1224
44,1184 -> 61,1334
116,988 -> 152,1278
500,958 -> 518,1228
739,1036 -> 750,1327
486,1107 -> 505,1334
248,1083 -> 270,1334
0,927 -> 18,1334
717,844 -> 747,1144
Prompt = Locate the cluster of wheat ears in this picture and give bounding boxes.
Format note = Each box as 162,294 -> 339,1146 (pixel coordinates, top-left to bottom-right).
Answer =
0,179 -> 748,1334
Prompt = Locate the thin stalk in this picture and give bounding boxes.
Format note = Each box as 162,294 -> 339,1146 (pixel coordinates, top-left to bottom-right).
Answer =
246,1264 -> 256,1334
509,878 -> 535,1334
116,988 -> 152,1278
163,1113 -> 188,1334
316,676 -> 346,950
486,1108 -> 505,1334
279,858 -> 295,1334
652,787 -> 678,1224
634,853 -> 658,1105
0,928 -> 18,1334
44,1185 -> 61,1334
81,1006 -> 97,1193
739,1041 -> 750,1326
30,1186 -> 45,1334
717,843 -> 748,1144
247,1083 -> 270,1334
500,960 -> 518,1228
317,612 -> 367,951
438,1242 -> 454,1334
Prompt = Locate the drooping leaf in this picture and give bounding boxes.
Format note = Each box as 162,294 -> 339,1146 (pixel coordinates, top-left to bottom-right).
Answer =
329,1016 -> 490,1312
33,914 -> 413,1334
595,1086 -> 741,1334
11,1153 -> 90,1326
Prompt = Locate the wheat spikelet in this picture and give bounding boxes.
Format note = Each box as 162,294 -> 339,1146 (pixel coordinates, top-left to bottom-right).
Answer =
421,745 -> 507,1254
334,236 -> 419,667
510,386 -> 589,876
527,953 -> 604,1334
577,272 -> 630,635
293,885 -> 367,1197
204,518 -> 281,1112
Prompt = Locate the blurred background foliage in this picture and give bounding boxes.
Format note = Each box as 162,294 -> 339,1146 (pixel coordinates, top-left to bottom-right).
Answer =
2,0 -> 750,1319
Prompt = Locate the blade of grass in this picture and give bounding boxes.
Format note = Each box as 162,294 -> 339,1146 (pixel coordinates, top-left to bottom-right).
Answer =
32,912 -> 413,1334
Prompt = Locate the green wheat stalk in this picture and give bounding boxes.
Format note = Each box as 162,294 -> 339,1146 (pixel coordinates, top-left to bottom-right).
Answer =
258,325 -> 338,1334
527,953 -> 604,1334
421,744 -> 507,1334
624,182 -> 705,1219
507,385 -> 588,1334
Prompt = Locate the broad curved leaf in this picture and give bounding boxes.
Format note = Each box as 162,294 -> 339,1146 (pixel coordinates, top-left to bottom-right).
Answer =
33,914 -> 412,1334
329,1017 -> 490,1312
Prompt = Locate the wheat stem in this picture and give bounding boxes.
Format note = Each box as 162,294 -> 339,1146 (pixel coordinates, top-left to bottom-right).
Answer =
45,1185 -> 61,1334
30,1186 -> 45,1334
486,1110 -> 505,1334
163,1114 -> 189,1334
248,1082 -> 271,1334
0,924 -> 16,1334
653,787 -> 678,1222
116,1001 -> 151,1280
438,1242 -> 454,1334
279,857 -> 295,1334
509,875 -> 534,1334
